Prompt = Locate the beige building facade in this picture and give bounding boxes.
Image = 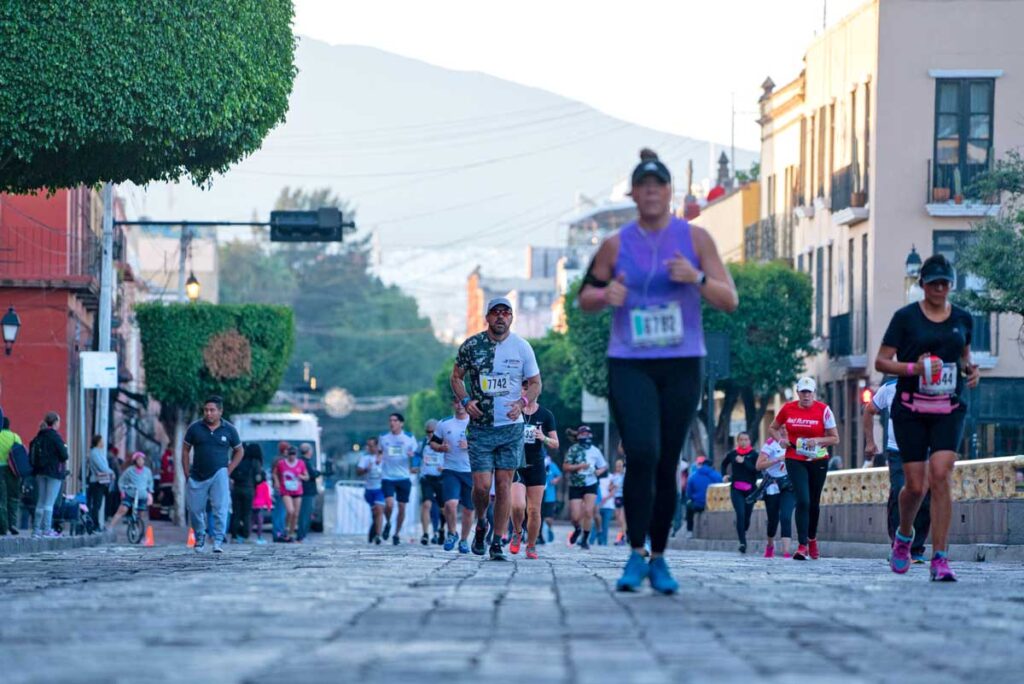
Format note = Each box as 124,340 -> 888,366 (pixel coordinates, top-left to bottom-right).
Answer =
758,0 -> 1024,463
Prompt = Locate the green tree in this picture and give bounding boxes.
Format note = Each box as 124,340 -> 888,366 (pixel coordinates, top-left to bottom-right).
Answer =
0,1 -> 296,192
705,261 -> 813,442
406,363 -> 456,433
135,302 -> 294,522
958,150 -> 1024,344
565,279 -> 612,398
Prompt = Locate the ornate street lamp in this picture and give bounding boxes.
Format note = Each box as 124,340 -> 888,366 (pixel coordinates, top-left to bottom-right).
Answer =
905,246 -> 924,303
185,272 -> 201,302
2,306 -> 21,356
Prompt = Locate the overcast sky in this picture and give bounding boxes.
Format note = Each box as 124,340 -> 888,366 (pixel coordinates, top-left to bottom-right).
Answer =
293,0 -> 866,150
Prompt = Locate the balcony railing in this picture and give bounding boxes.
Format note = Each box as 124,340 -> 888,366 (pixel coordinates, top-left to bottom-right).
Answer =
926,158 -> 995,205
0,222 -> 99,284
828,309 -> 868,360
830,165 -> 867,213
743,215 -> 793,264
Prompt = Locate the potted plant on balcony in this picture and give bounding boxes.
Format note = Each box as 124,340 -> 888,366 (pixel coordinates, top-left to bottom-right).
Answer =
932,185 -> 951,203
850,157 -> 866,208
953,167 -> 964,204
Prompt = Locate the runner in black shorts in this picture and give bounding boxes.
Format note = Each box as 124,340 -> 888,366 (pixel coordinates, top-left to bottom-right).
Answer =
875,254 -> 979,582
563,425 -> 607,550
510,382 -> 558,559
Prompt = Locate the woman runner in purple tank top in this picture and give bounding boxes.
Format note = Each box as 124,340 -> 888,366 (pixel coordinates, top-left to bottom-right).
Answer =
579,149 -> 737,594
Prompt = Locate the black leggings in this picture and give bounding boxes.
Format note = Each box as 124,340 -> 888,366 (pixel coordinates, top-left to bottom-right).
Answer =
608,356 -> 702,554
786,458 -> 828,545
764,490 -> 795,539
729,488 -> 755,544
230,489 -> 254,540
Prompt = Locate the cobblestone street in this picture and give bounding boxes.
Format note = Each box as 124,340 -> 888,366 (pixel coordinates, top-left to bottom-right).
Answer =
1,537 -> 1022,684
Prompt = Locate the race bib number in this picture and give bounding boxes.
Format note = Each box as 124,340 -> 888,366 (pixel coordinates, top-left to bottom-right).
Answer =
423,452 -> 440,467
480,373 -> 512,396
919,362 -> 957,396
630,303 -> 683,348
795,438 -> 828,460
386,445 -> 403,457
283,475 -> 301,493
524,428 -> 537,444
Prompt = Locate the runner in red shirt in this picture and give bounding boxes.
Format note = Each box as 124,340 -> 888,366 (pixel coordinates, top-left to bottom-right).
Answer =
273,446 -> 309,543
768,377 -> 839,560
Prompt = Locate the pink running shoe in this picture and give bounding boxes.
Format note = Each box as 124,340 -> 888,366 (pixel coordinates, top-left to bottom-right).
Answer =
783,552 -> 792,559
764,544 -> 775,558
929,555 -> 957,582
890,533 -> 912,574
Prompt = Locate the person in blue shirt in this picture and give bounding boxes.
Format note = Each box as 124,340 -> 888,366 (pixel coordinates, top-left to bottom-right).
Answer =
540,455 -> 562,544
684,455 -> 723,538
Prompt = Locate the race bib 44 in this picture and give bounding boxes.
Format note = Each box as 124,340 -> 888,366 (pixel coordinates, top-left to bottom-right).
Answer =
920,362 -> 957,396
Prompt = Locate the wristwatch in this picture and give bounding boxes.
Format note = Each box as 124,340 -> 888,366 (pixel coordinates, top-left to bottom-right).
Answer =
696,270 -> 707,286
460,396 -> 471,407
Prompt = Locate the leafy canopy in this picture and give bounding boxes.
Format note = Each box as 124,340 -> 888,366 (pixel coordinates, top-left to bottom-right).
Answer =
0,0 -> 296,192
958,150 -> 1024,339
135,303 -> 294,413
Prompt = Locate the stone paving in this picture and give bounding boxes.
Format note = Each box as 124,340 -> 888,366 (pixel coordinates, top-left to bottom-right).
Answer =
1,536 -> 1022,684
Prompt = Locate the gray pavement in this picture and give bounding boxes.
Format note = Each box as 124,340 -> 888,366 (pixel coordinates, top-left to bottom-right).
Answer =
1,536 -> 1022,684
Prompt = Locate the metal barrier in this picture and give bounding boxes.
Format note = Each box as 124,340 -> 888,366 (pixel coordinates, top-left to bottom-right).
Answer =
706,455 -> 1024,512
332,479 -> 422,535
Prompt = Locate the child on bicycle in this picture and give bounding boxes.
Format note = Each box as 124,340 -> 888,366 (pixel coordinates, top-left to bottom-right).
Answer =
109,451 -> 154,539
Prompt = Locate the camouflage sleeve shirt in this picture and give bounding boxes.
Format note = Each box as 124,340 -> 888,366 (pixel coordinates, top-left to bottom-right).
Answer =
456,331 -> 539,428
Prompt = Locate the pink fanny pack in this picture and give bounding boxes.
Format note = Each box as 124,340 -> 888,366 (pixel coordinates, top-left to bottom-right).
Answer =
732,481 -> 753,492
901,392 -> 957,415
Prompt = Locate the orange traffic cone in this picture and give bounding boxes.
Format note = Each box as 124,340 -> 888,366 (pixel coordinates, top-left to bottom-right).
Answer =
187,527 -> 196,548
143,525 -> 155,547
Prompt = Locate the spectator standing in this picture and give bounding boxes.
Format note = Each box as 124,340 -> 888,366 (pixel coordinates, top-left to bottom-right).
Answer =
0,417 -> 24,534
230,443 -> 263,543
181,396 -> 244,553
252,471 -> 273,545
30,412 -> 69,538
86,434 -> 114,532
296,443 -> 320,542
684,455 -> 722,538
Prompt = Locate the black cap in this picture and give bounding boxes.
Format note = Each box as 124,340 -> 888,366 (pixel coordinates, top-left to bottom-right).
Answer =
920,256 -> 956,285
631,158 -> 671,187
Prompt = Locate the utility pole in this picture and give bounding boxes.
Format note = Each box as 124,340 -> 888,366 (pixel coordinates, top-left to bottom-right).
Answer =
177,223 -> 192,301
94,183 -> 115,457
731,93 -> 736,184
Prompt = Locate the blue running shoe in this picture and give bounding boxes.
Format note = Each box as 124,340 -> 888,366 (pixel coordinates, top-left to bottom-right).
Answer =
616,551 -> 648,592
458,540 -> 470,554
648,557 -> 679,595
890,531 -> 912,574
443,533 -> 457,552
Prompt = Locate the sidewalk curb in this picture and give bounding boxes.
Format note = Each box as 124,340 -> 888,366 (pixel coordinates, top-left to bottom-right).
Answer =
669,536 -> 1024,563
0,530 -> 115,557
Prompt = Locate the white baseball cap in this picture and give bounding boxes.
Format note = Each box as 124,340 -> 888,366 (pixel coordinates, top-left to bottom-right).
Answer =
796,377 -> 817,393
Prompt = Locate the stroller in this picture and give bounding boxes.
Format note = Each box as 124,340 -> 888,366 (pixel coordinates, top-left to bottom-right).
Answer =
52,483 -> 94,536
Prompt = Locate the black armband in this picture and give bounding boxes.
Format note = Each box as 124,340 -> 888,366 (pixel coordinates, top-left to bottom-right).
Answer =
582,257 -> 608,288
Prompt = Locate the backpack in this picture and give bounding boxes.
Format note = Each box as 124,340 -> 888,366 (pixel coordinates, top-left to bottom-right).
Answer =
8,441 -> 31,479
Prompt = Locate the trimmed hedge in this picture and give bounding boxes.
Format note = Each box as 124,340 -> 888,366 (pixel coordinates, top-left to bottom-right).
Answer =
0,1 -> 296,192
136,303 -> 294,413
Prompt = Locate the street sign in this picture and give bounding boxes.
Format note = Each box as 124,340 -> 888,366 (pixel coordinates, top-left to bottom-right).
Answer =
270,208 -> 346,242
80,351 -> 118,389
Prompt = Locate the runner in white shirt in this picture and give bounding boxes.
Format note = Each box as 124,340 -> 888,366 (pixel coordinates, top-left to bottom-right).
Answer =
756,438 -> 795,558
435,398 -> 474,554
356,437 -> 385,545
450,296 -> 542,560
378,413 -> 419,546
417,419 -> 445,545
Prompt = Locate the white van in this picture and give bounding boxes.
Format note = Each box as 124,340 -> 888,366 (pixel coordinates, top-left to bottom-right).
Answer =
231,412 -> 325,532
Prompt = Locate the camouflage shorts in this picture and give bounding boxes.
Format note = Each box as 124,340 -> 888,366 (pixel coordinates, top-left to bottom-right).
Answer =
468,423 -> 524,472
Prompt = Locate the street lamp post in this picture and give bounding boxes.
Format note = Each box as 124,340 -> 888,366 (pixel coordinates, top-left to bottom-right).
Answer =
185,272 -> 201,302
905,245 -> 924,304
2,306 -> 21,355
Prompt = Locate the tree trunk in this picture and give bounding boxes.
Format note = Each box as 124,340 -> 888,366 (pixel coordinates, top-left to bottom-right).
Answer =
715,381 -> 740,454
742,386 -> 759,443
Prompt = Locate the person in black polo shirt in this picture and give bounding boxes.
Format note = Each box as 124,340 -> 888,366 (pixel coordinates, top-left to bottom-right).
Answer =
182,395 -> 243,553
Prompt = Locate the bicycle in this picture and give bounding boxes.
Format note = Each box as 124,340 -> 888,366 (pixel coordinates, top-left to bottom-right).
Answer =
124,492 -> 145,545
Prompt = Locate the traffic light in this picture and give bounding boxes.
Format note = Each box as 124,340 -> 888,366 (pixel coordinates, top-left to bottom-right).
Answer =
270,208 -> 347,242
860,387 -> 874,405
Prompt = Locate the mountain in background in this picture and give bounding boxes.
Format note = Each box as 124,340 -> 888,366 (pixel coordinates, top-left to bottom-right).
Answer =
131,38 -> 756,336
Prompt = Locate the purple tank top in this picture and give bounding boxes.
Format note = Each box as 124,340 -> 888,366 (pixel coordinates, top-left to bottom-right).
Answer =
608,218 -> 706,359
